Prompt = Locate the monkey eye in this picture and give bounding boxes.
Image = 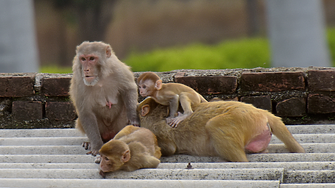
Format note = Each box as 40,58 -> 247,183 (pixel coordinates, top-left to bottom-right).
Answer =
89,57 -> 95,61
104,157 -> 109,161
81,57 -> 86,61
142,85 -> 146,89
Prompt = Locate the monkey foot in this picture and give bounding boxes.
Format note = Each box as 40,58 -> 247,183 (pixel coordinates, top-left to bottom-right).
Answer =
82,142 -> 91,150
99,170 -> 106,178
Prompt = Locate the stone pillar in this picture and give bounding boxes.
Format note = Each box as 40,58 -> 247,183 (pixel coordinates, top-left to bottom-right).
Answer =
266,0 -> 331,67
0,0 -> 39,73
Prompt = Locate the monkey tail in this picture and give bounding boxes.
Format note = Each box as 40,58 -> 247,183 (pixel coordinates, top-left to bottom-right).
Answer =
267,113 -> 305,153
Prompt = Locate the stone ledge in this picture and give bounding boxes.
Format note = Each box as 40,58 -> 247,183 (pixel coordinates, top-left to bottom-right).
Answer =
1,67 -> 335,128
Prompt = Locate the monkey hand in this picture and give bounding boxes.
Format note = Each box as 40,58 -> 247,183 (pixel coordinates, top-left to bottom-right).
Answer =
99,170 -> 106,178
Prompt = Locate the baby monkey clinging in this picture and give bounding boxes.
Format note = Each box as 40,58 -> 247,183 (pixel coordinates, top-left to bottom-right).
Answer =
137,72 -> 207,127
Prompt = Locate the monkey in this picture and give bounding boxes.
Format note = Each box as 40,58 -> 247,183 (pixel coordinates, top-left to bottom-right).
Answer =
137,72 -> 207,128
69,41 -> 139,156
99,125 -> 161,178
137,97 -> 305,162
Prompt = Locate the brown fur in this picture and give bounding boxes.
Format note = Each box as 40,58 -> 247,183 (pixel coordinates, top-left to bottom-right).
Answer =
137,97 -> 305,162
69,41 -> 139,155
137,72 -> 207,127
99,125 -> 161,176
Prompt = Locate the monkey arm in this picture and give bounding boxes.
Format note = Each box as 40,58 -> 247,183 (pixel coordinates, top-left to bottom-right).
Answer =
121,85 -> 140,126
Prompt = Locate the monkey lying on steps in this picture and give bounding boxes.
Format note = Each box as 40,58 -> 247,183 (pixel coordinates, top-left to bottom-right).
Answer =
137,97 -> 305,162
137,72 -> 207,127
99,125 -> 161,178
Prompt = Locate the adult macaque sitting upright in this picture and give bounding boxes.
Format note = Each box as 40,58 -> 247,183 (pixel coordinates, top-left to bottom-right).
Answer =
137,72 -> 207,127
69,41 -> 139,156
137,97 -> 305,162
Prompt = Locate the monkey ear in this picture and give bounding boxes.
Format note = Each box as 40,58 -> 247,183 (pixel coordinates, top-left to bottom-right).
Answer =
141,104 -> 150,117
121,150 -> 130,163
105,46 -> 112,58
155,80 -> 163,90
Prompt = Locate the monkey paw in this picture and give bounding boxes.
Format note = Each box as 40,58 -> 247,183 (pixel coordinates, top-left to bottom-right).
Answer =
82,142 -> 91,150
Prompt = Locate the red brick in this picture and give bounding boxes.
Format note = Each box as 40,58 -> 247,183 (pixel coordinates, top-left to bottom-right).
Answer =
307,94 -> 335,114
175,75 -> 237,95
12,101 -> 43,121
240,95 -> 272,111
308,70 -> 335,91
240,72 -> 305,92
42,77 -> 71,96
0,74 -> 35,97
45,102 -> 77,121
276,97 -> 306,117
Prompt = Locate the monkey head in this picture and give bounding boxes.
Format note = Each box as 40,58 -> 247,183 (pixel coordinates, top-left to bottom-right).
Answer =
137,72 -> 163,97
75,41 -> 113,86
99,140 -> 131,173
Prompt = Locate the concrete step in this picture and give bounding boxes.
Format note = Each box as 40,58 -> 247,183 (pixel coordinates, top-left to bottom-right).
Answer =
0,143 -> 333,155
0,168 -> 285,180
0,179 -> 281,188
0,128 -> 83,137
270,134 -> 335,143
0,137 -> 88,146
0,134 -> 333,146
0,154 -> 95,163
160,153 -> 335,163
0,124 -> 334,187
0,124 -> 334,138
1,161 -> 334,170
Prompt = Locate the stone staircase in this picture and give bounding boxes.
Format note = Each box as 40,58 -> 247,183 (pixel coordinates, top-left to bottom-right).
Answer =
0,125 -> 334,188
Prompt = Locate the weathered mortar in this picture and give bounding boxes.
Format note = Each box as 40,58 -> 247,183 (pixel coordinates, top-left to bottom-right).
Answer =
1,67 -> 335,129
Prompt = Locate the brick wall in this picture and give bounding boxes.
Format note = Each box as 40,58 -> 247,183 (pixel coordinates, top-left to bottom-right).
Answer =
1,67 -> 335,129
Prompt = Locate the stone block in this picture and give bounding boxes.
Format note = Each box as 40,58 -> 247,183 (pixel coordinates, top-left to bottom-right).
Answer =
42,77 -> 71,97
308,70 -> 335,91
0,74 -> 35,97
307,94 -> 335,114
175,75 -> 237,95
12,101 -> 43,121
45,102 -> 77,121
240,95 -> 272,111
240,72 -> 305,92
276,97 -> 306,117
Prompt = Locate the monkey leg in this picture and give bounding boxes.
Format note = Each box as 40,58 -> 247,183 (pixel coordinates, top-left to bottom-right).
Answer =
205,114 -> 248,162
179,92 -> 194,115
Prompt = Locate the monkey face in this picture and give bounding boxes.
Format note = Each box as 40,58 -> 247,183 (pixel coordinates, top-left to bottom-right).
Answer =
79,54 -> 100,86
99,154 -> 124,173
138,79 -> 155,97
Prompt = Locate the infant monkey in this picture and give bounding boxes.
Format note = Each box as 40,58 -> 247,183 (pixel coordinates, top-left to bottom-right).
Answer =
137,72 -> 207,127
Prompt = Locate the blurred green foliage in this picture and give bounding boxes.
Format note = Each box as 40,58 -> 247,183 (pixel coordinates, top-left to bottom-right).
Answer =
40,65 -> 72,73
40,28 -> 335,73
125,38 -> 271,72
327,27 -> 335,66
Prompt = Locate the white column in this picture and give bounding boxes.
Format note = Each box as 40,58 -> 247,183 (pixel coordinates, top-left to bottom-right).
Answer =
0,0 -> 39,73
266,0 -> 331,67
